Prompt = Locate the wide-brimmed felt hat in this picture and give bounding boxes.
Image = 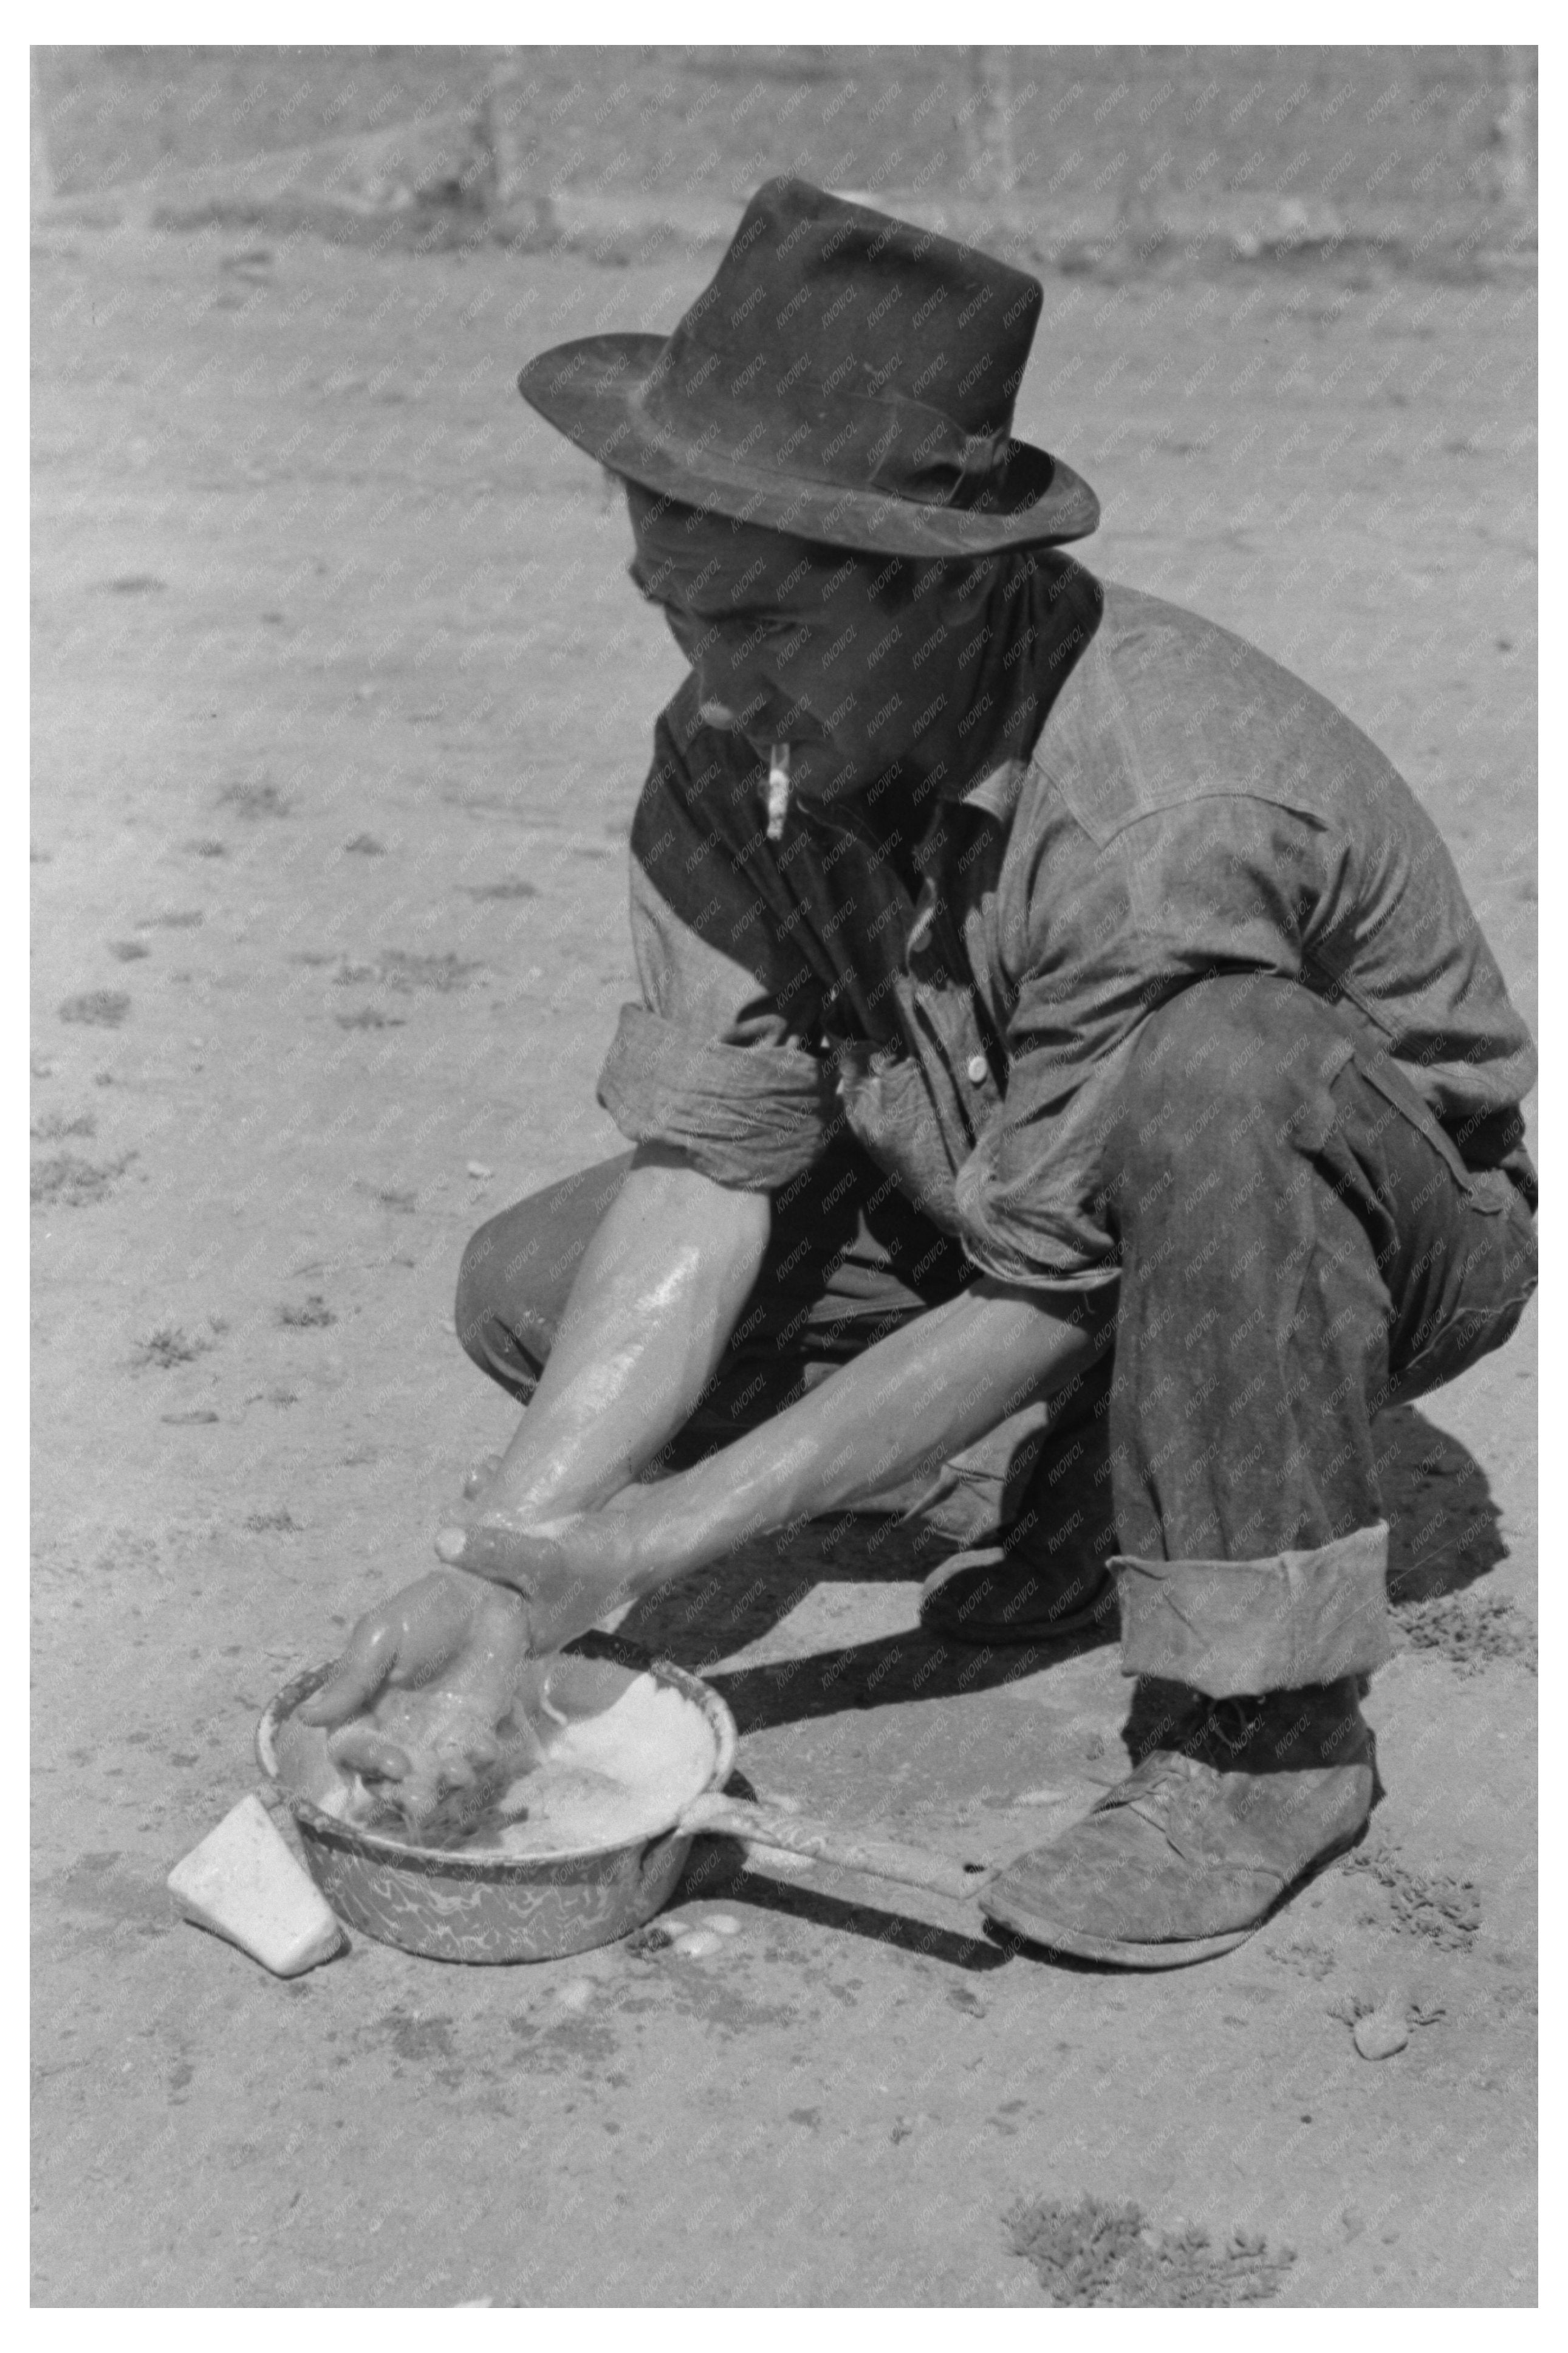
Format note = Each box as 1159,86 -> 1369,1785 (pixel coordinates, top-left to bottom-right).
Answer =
517,177 -> 1098,558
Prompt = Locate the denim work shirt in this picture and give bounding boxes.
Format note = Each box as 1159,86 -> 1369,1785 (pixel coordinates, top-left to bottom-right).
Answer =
597,562 -> 1536,1294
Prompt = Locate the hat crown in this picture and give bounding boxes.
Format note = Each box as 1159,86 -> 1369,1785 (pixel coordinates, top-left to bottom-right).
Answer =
515,176 -> 1098,556
650,177 -> 1041,446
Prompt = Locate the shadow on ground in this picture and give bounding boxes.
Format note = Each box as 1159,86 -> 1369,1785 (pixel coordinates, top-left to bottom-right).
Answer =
617,1511 -> 1115,1739
1375,1402 -> 1507,1602
615,1402 -> 1507,1742
678,1830 -> 1010,1974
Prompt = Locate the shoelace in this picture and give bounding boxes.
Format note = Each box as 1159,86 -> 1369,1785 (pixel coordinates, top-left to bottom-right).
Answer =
1111,1697 -> 1265,1817
1102,1745 -> 1193,1819
1203,1697 -> 1265,1760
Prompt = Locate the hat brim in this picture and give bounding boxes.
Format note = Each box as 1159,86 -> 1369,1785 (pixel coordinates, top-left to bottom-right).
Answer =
518,334 -> 1098,557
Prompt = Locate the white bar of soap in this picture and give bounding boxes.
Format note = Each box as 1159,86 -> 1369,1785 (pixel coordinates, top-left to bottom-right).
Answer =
167,1795 -> 344,1976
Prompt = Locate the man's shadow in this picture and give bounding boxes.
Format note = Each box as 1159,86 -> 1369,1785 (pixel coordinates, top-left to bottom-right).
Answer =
1375,1401 -> 1508,1604
617,1401 -> 1506,1740
620,1402 -> 1507,1967
613,1506 -> 1115,1740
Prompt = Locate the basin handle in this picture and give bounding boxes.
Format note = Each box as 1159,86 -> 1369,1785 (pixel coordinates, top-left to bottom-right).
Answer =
679,1793 -> 993,1907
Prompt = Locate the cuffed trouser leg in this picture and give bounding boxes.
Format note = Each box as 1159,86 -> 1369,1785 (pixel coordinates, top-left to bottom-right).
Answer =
1100,976 -> 1536,1698
1115,1526 -> 1392,1693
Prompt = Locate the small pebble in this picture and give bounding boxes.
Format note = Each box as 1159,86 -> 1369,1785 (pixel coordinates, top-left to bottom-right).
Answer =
467,1161 -> 494,1180
657,1918 -> 691,1940
702,1913 -> 742,1936
554,1977 -> 595,2013
673,1929 -> 724,1959
1352,2004 -> 1410,2061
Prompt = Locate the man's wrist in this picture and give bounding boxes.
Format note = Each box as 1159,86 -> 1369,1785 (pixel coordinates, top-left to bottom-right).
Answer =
620,1446 -> 803,1586
614,1486 -> 703,1593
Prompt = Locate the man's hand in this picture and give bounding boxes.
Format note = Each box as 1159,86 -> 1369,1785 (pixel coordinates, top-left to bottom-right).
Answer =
433,1505 -> 638,1655
296,1572 -> 539,1819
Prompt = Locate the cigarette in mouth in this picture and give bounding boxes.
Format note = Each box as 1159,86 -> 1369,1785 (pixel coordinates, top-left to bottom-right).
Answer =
766,742 -> 791,840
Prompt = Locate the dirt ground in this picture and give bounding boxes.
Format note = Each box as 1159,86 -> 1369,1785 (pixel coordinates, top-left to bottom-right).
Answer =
32,198 -> 1536,2306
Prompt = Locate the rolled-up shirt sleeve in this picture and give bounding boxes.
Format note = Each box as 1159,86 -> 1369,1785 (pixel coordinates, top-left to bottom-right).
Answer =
596,700 -> 838,1190
954,795 -> 1323,1286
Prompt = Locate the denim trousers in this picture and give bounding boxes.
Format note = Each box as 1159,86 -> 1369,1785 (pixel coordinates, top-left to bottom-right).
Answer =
456,978 -> 1536,1696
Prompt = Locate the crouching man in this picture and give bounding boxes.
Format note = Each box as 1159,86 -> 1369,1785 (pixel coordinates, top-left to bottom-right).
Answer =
303,181 -> 1536,1967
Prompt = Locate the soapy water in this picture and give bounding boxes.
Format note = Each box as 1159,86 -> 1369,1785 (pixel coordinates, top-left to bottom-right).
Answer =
317,1675 -> 717,1858
325,1676 -> 553,1836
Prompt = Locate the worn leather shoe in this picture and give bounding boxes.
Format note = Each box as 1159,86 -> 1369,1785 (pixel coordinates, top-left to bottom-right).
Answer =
981,1677 -> 1375,1966
920,1544 -> 1118,1644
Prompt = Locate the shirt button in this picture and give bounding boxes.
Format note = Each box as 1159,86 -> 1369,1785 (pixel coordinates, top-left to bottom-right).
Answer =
966,1054 -> 990,1085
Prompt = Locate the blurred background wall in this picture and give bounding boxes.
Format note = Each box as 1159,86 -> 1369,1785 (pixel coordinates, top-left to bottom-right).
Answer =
32,45 -> 1536,270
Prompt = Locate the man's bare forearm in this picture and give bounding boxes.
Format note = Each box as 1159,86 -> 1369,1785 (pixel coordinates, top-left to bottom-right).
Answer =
482,1146 -> 770,1523
617,1277 -> 1117,1589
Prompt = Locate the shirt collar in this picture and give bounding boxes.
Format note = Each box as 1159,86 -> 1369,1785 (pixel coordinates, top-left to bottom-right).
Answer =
935,555 -> 1103,825
948,755 -> 1029,825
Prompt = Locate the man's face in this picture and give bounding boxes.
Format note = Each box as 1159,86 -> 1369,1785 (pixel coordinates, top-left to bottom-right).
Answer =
626,489 -> 959,808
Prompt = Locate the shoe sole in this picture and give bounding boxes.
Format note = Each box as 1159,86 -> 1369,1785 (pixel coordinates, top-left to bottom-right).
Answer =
981,1827 -> 1367,1971
981,1892 -> 1255,1968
